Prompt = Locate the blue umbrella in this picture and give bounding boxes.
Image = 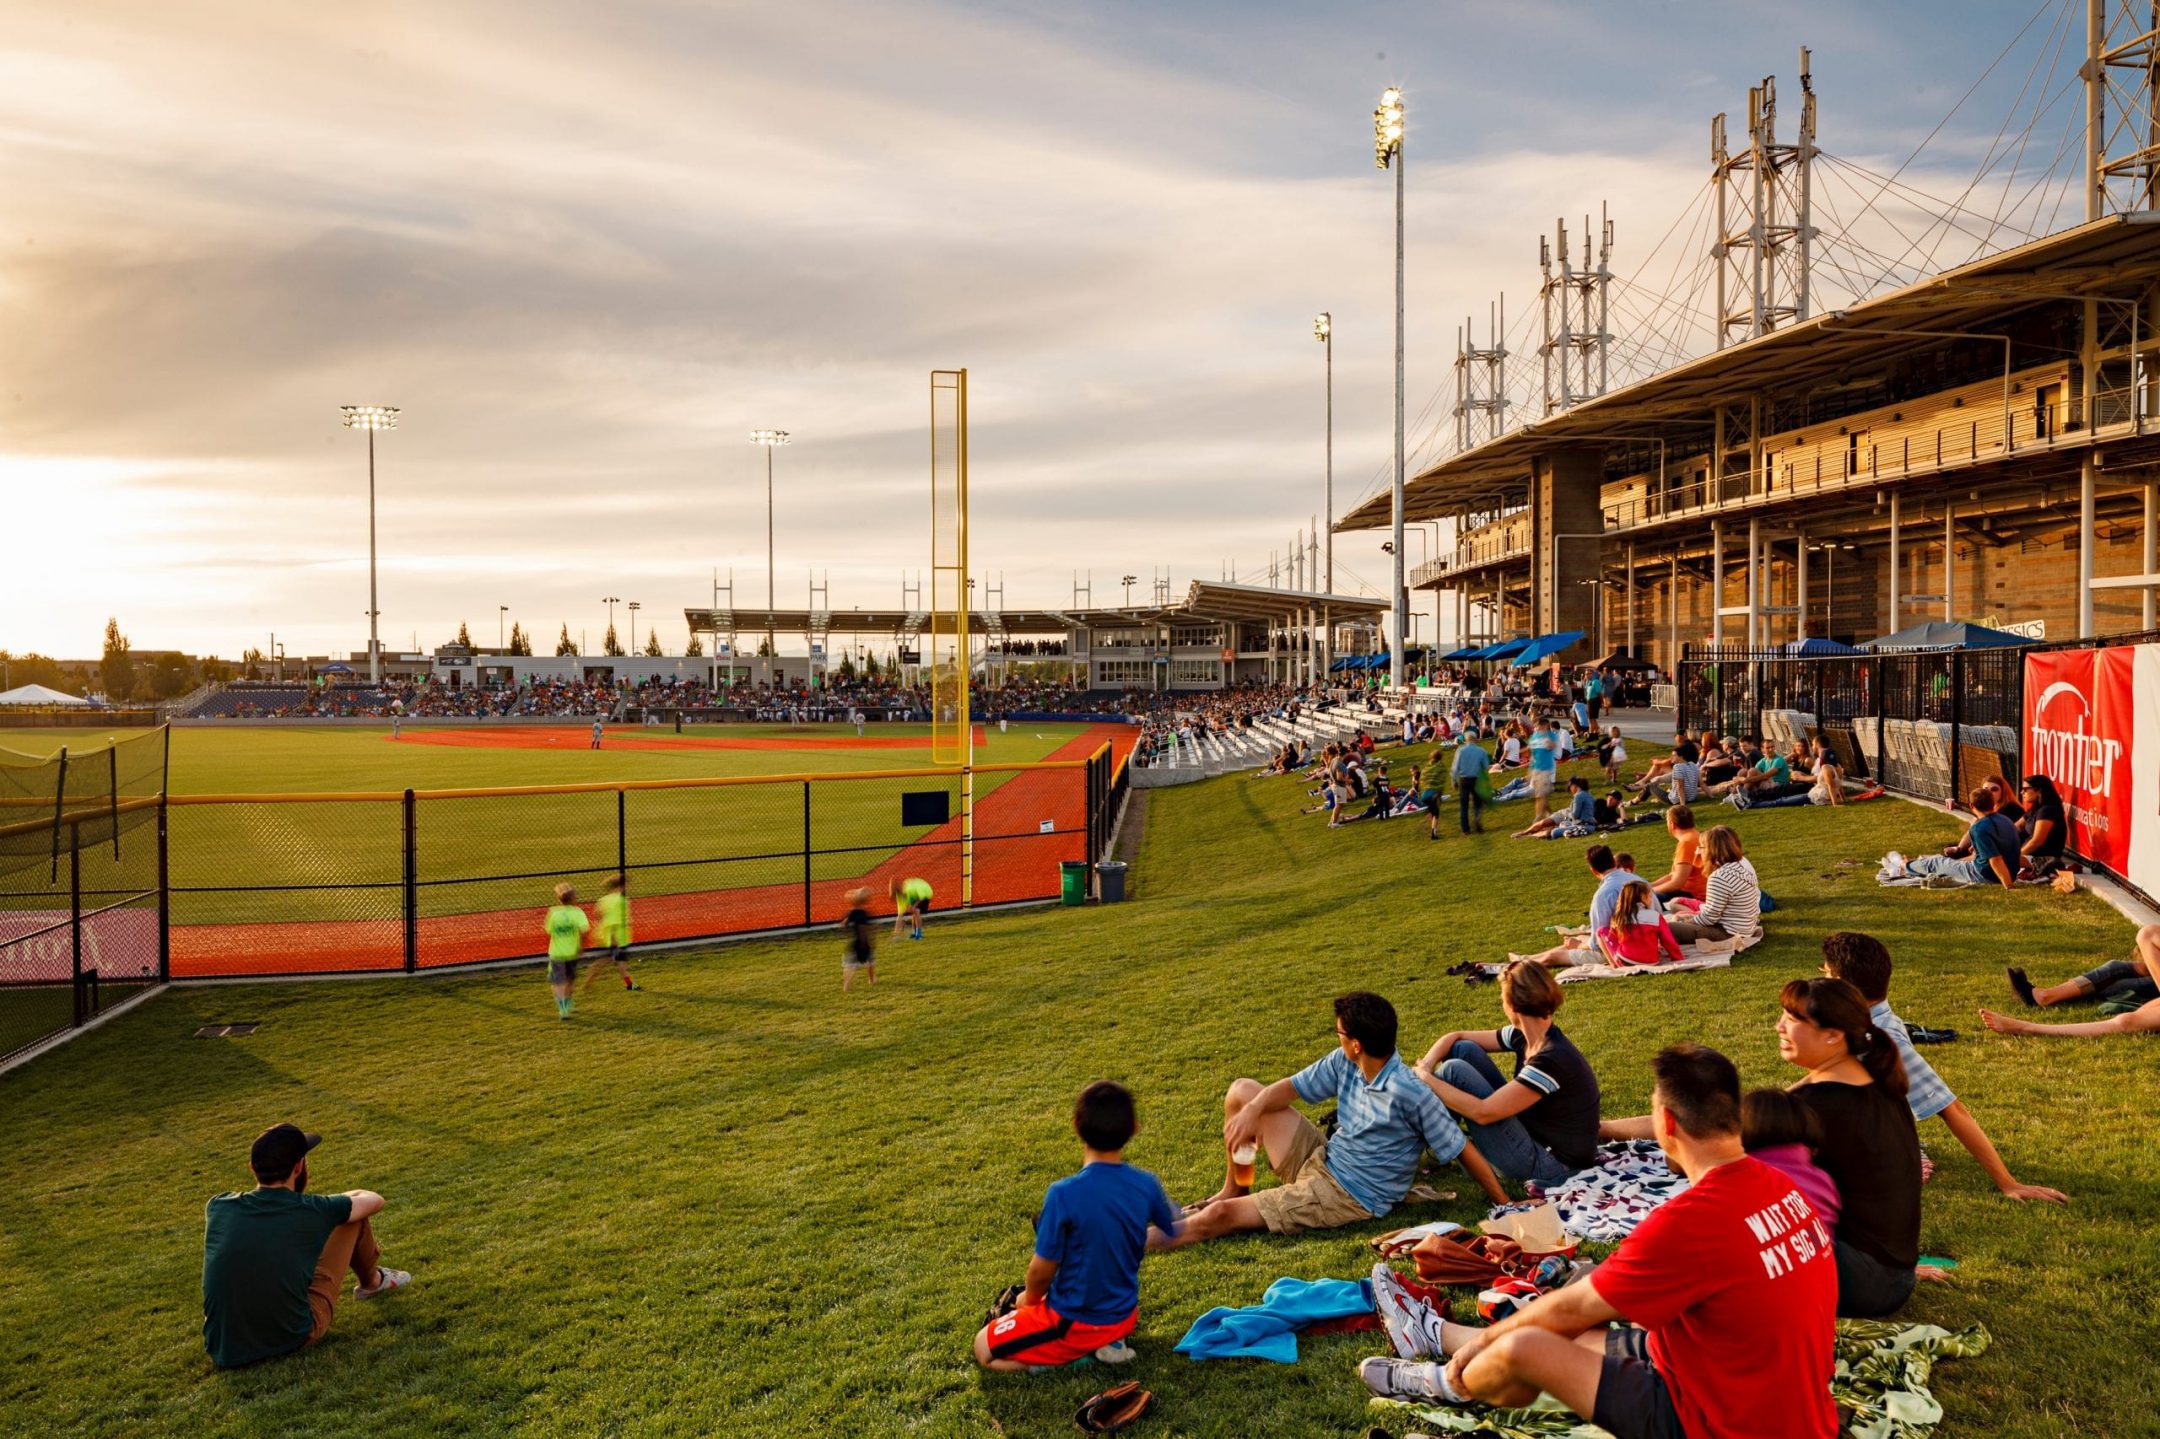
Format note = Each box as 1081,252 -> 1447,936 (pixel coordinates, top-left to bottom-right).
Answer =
1510,630 -> 1587,666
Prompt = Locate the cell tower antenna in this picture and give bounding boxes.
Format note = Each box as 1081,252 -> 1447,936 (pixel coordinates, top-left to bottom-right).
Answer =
1712,49 -> 1815,347
1457,294 -> 1510,441
1540,216 -> 1614,412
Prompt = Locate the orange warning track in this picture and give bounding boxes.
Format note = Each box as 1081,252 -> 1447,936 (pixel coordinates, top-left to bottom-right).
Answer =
395,724 -> 988,753
169,724 -> 1135,978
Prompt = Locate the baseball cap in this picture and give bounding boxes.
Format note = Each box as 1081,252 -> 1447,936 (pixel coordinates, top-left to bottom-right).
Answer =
249,1123 -> 322,1183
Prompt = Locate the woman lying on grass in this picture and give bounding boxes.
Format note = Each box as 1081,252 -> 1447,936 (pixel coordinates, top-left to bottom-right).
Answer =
1986,921 -> 2160,1037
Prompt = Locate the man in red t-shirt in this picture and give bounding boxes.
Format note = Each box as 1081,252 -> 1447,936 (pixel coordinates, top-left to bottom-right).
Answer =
1368,1043 -> 1837,1439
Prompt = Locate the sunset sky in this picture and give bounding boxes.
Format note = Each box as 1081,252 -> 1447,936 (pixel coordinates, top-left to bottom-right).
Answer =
0,0 -> 2072,660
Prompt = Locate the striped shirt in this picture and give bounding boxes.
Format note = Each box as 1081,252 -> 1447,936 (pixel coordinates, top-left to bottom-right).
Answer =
1696,857 -> 1761,935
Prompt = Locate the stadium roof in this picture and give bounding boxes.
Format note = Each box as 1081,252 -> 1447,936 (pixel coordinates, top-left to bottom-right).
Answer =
1339,211 -> 2160,530
684,580 -> 1385,637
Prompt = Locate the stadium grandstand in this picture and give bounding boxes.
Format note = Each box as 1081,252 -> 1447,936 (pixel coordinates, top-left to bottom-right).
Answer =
1339,11 -> 2160,671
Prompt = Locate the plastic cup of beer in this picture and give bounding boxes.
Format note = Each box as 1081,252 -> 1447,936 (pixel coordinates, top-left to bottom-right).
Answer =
1230,1140 -> 1257,1187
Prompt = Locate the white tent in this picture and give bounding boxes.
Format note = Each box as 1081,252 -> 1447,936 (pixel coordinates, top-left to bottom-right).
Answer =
0,683 -> 88,706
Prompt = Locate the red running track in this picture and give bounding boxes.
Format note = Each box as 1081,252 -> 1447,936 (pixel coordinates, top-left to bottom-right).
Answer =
169,725 -> 1135,977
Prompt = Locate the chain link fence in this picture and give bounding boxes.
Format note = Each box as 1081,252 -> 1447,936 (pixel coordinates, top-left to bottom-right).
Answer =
0,729 -> 168,1063
164,747 -> 1114,979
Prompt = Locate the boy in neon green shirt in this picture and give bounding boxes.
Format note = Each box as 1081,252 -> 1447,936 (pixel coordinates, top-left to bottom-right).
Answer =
582,873 -> 639,994
890,876 -> 933,941
544,883 -> 590,1019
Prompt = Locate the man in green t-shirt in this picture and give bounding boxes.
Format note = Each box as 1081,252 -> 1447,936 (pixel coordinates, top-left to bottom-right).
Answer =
890,875 -> 933,940
202,1123 -> 411,1368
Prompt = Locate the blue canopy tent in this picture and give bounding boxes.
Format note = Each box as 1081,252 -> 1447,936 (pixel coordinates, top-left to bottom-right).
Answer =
319,662 -> 354,674
1780,637 -> 1859,657
1463,638 -> 1530,662
1860,621 -> 2032,652
1509,630 -> 1586,666
1441,645 -> 1485,661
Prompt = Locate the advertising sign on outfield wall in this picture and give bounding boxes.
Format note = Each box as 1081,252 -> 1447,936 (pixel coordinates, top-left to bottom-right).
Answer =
2023,644 -> 2154,893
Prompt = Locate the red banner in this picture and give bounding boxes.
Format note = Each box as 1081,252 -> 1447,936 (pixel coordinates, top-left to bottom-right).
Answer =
2024,646 -> 2136,871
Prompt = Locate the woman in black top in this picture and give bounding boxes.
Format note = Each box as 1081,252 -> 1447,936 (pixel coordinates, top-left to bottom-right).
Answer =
2019,774 -> 2068,864
1779,977 -> 1921,1318
1415,962 -> 1601,1189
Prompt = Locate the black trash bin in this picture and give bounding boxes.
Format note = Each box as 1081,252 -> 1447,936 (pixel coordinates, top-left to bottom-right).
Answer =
1095,860 -> 1128,903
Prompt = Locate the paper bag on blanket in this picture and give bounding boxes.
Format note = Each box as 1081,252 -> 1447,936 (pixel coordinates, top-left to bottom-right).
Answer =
1478,1201 -> 1578,1257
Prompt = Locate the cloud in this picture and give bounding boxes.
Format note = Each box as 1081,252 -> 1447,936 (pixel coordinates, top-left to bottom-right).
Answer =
0,0 -> 2072,655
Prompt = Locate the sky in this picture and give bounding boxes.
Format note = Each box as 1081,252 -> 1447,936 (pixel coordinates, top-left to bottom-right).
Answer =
0,0 -> 2094,659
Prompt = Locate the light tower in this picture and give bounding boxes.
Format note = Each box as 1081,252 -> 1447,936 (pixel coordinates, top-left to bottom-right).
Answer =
749,429 -> 790,654
1374,86 -> 1406,690
1314,311 -> 1334,680
338,405 -> 399,684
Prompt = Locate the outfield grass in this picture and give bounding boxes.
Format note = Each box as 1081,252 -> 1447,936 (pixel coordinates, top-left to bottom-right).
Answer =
0,725 -> 1111,934
1,737 -> 2155,1437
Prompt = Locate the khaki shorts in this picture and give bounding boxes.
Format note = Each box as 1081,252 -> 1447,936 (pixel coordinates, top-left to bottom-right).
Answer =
1529,770 -> 1555,797
1249,1113 -> 1374,1235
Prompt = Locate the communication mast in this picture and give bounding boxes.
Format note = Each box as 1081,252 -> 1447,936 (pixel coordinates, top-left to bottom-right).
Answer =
1712,48 -> 1816,347
1455,296 -> 1509,445
1539,209 -> 1615,414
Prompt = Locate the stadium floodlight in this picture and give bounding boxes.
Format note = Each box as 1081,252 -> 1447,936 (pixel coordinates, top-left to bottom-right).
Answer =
340,405 -> 400,684
1314,310 -> 1333,679
1121,574 -> 1138,607
1372,85 -> 1406,691
749,429 -> 791,655
602,596 -> 621,654
628,601 -> 641,653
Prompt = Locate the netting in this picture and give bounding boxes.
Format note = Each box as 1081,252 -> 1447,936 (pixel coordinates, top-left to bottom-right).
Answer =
0,729 -> 167,1061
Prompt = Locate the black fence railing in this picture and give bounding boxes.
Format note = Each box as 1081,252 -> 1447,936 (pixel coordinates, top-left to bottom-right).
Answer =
1678,646 -> 2030,804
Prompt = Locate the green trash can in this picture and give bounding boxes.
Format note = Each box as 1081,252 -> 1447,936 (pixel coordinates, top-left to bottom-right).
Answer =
1060,860 -> 1089,906
1095,860 -> 1128,903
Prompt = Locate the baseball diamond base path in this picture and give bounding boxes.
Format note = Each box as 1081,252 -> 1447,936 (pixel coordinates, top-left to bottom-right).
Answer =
169,725 -> 1135,977
392,724 -> 992,754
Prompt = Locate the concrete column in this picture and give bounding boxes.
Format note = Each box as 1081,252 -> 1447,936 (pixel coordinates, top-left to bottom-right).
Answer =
1943,503 -> 1955,621
1626,543 -> 1637,658
1711,521 -> 1725,645
1746,517 -> 1761,648
2079,457 -> 2096,638
1795,533 -> 1808,640
1669,549 -> 1680,670
2145,481 -> 2158,630
1888,493 -> 1902,634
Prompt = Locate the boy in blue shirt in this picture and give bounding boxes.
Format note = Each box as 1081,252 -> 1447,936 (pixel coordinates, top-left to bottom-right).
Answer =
975,1082 -> 1181,1369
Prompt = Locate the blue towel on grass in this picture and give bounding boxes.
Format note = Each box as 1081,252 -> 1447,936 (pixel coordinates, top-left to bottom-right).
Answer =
1173,1276 -> 1374,1363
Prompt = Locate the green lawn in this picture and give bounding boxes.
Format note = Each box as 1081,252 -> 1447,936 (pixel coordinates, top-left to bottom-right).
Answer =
1,738 -> 2154,1437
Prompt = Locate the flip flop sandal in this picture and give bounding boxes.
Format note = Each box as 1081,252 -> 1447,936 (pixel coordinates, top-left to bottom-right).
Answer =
1907,1025 -> 1958,1044
1075,1382 -> 1153,1434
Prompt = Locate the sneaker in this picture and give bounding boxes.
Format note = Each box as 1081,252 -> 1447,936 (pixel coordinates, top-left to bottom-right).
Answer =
355,1267 -> 411,1300
1093,1340 -> 1137,1365
1357,1355 -> 1466,1403
1369,1262 -> 1450,1359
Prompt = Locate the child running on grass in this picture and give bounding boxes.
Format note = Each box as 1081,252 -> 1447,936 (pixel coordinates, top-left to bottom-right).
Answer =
544,883 -> 590,1019
891,875 -> 932,940
580,874 -> 639,994
973,1081 -> 1180,1371
842,886 -> 876,991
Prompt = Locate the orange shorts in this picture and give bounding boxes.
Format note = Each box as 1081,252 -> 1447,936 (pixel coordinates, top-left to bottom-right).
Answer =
984,1302 -> 1136,1366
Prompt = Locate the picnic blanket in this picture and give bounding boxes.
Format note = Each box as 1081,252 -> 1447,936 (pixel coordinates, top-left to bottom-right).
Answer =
1487,1140 -> 1685,1243
1552,952 -> 1731,983
1369,1321 -> 1992,1439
